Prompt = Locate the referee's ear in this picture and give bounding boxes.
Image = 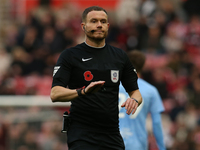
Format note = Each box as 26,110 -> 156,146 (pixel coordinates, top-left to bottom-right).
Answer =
81,23 -> 85,31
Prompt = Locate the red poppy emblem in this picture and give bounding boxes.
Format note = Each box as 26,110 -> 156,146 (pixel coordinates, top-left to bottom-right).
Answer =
84,71 -> 93,81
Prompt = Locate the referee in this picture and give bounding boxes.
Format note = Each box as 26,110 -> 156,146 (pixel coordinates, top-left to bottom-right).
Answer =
50,6 -> 142,150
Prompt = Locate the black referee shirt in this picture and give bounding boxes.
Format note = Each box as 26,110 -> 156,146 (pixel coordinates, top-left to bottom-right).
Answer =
52,42 -> 138,133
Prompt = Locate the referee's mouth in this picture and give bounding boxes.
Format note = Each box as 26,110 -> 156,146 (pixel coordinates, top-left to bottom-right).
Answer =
94,30 -> 104,33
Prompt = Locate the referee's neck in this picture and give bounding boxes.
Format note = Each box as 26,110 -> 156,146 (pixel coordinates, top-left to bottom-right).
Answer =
85,38 -> 105,48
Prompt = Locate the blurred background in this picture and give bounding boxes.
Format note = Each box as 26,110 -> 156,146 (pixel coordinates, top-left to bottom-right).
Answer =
0,0 -> 200,149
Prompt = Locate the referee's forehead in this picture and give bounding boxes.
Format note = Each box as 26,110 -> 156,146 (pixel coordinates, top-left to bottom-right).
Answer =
86,11 -> 108,22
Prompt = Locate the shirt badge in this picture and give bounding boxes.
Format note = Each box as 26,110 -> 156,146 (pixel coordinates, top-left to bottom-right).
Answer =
111,70 -> 119,83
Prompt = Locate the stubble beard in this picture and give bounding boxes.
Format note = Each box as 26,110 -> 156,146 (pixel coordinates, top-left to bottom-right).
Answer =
86,31 -> 108,43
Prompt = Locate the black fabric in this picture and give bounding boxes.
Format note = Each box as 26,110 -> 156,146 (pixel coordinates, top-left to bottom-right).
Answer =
52,42 -> 138,148
67,127 -> 125,150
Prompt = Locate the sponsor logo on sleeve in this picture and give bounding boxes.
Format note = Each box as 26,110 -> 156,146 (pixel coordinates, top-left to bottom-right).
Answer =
53,66 -> 60,76
133,69 -> 137,74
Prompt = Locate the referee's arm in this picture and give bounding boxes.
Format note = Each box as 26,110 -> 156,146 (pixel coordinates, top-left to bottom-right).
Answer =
50,81 -> 105,102
121,89 -> 142,115
128,89 -> 142,106
50,86 -> 80,102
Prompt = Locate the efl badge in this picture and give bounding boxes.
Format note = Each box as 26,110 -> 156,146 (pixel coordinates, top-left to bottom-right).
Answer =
111,70 -> 119,83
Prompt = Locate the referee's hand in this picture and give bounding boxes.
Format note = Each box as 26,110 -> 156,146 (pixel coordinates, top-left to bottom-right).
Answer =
121,98 -> 138,115
85,81 -> 105,94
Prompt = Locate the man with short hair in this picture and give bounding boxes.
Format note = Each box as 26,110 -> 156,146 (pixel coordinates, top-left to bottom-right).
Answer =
119,50 -> 166,150
50,6 -> 142,150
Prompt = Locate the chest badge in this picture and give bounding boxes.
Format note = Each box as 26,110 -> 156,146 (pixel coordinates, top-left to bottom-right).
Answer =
111,70 -> 119,83
84,71 -> 93,81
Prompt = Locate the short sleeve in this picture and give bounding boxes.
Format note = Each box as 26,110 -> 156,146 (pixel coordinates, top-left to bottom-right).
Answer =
121,52 -> 138,92
52,50 -> 72,88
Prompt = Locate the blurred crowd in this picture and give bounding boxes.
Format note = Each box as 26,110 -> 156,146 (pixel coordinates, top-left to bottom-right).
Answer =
0,106 -> 69,150
1,0 -> 200,149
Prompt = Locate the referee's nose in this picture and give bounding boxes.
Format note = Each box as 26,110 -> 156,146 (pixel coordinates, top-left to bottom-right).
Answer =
96,21 -> 102,28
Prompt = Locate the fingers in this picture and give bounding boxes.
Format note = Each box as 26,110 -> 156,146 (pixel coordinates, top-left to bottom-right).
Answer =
123,98 -> 138,115
85,81 -> 105,94
121,102 -> 125,108
90,84 -> 104,93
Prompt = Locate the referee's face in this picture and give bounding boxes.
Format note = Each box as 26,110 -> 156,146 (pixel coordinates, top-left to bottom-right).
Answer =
83,10 -> 109,41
